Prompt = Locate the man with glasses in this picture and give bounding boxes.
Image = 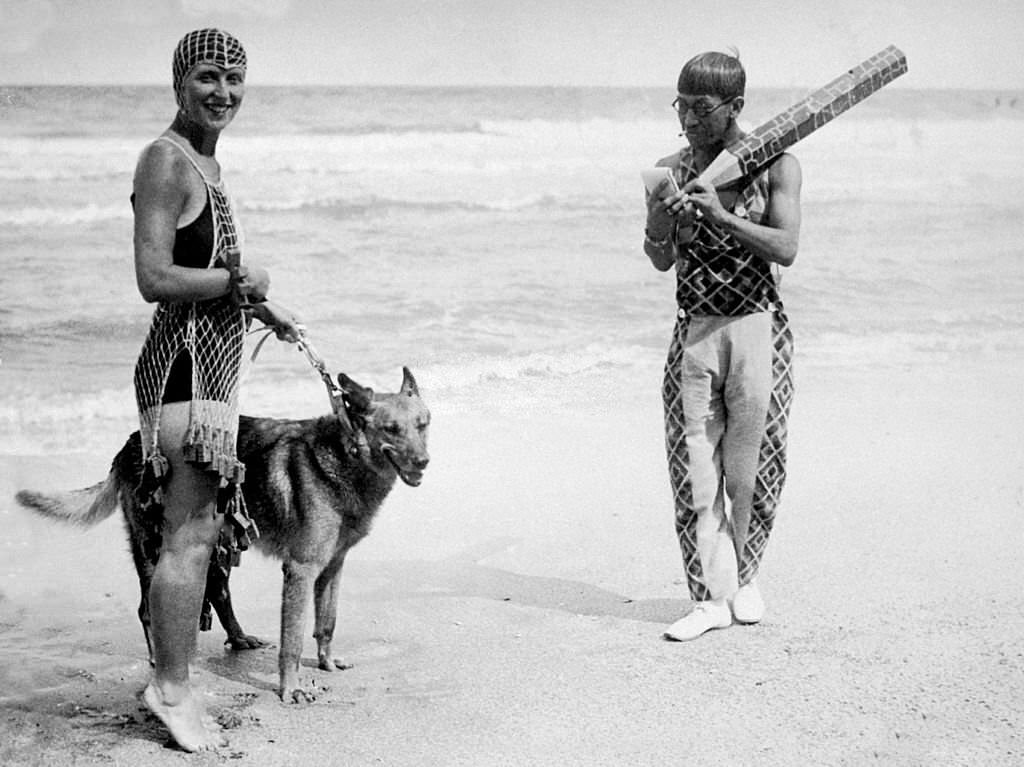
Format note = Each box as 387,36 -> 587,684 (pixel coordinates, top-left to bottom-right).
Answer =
643,51 -> 802,642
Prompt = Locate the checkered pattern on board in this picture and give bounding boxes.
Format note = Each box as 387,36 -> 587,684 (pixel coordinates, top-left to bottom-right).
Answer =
732,46 -> 908,178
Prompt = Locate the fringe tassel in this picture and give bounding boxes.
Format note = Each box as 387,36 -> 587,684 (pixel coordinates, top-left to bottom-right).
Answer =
213,481 -> 259,575
137,451 -> 170,519
183,418 -> 246,484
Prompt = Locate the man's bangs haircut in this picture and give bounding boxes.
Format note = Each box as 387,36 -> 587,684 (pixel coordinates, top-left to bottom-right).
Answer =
677,52 -> 746,100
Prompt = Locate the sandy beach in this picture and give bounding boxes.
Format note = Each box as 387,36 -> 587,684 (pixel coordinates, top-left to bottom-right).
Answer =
3,73 -> 1024,767
2,351 -> 1022,766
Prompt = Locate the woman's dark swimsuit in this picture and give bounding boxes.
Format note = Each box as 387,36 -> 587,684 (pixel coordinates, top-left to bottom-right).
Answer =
130,193 -> 214,403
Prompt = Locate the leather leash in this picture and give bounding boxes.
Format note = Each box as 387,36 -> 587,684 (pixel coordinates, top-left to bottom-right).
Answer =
247,325 -> 370,459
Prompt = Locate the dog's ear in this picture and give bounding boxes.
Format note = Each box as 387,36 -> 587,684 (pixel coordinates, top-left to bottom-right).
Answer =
337,373 -> 374,413
400,366 -> 419,397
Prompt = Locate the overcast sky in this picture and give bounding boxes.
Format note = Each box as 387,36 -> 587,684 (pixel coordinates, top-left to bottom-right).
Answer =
1,0 -> 1021,89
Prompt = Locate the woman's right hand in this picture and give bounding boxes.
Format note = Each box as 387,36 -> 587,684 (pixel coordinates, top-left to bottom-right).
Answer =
234,265 -> 270,302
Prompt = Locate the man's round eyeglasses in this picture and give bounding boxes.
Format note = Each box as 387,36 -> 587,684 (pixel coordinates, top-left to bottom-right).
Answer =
671,97 -> 735,119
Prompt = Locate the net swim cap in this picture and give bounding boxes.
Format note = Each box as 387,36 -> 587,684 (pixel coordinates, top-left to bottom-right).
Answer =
172,28 -> 247,109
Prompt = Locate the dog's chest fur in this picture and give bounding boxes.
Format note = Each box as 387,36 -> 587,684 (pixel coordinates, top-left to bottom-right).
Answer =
236,415 -> 395,562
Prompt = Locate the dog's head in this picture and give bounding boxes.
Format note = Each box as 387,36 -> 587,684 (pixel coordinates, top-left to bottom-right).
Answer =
337,367 -> 430,487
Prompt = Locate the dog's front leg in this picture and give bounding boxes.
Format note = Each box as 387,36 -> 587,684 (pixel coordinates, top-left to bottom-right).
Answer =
206,557 -> 268,651
313,551 -> 352,672
279,560 -> 317,703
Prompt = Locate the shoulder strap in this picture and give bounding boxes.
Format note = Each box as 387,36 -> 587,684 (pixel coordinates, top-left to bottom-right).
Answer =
153,135 -> 230,270
154,135 -> 213,185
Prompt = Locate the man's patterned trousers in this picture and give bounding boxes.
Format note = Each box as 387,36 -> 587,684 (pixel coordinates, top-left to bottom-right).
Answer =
661,309 -> 794,601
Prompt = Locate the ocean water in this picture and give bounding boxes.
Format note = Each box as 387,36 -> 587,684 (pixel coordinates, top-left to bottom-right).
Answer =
1,85 -> 1023,456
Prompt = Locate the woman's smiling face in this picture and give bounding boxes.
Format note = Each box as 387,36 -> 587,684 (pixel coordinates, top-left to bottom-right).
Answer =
178,63 -> 246,132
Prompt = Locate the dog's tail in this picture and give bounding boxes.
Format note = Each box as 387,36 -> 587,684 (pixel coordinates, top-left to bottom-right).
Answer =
15,473 -> 121,528
14,433 -> 140,528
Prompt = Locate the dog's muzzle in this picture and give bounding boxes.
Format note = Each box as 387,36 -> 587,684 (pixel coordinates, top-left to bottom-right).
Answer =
382,445 -> 428,487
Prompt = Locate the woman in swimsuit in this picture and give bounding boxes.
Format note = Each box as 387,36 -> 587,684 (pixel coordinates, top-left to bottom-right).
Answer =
132,28 -> 300,752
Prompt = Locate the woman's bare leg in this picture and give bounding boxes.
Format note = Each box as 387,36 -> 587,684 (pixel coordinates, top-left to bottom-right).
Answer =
142,402 -> 226,752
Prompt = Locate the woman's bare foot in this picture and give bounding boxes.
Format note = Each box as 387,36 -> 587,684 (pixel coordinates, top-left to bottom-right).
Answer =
143,682 -> 226,752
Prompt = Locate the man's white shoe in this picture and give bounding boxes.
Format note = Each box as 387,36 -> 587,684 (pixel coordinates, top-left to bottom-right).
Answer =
663,600 -> 732,642
731,581 -> 765,624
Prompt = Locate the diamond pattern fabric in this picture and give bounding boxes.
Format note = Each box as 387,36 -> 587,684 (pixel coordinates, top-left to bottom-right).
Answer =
662,312 -> 794,599
673,148 -> 781,316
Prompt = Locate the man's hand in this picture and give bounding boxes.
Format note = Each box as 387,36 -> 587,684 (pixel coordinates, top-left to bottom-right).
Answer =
678,178 -> 726,225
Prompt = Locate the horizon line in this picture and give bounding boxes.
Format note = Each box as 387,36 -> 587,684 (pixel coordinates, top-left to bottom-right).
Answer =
0,81 -> 1017,92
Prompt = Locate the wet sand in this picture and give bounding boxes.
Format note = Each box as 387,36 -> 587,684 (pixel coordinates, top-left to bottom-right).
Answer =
1,359 -> 1022,766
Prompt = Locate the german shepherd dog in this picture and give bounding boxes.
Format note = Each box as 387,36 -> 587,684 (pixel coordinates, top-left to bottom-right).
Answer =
16,367 -> 430,703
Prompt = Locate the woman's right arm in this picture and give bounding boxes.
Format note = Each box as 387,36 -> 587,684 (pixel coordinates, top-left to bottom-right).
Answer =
132,142 -> 235,304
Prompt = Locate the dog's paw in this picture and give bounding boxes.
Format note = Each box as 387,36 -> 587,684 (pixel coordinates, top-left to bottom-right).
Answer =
316,655 -> 353,672
225,634 -> 270,651
282,687 -> 317,705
